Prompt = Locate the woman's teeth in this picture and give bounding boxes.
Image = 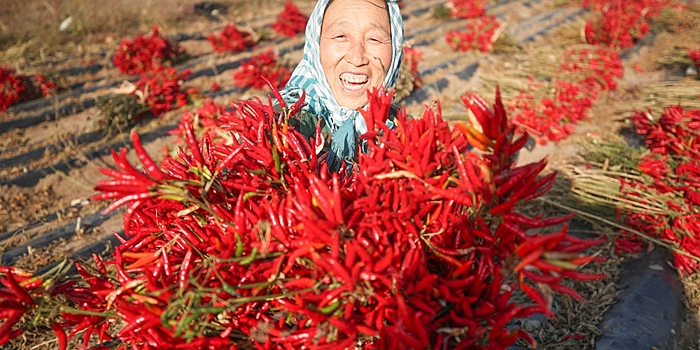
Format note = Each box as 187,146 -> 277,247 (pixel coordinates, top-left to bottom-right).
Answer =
340,74 -> 368,91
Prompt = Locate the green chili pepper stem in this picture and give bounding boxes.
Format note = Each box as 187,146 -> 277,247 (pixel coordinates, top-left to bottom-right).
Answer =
59,306 -> 116,318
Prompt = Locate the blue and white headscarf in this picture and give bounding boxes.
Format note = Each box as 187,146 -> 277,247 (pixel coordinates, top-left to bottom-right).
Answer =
280,0 -> 404,169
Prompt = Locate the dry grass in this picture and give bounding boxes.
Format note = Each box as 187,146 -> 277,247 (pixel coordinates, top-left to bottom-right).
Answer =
0,0 -> 303,66
679,272 -> 700,350
0,185 -> 59,235
517,238 -> 623,350
614,79 -> 700,117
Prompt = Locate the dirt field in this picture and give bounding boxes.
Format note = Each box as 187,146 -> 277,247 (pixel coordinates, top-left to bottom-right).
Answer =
2,0 -> 700,349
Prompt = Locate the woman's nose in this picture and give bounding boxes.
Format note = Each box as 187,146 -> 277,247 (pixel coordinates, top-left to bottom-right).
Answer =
344,40 -> 369,67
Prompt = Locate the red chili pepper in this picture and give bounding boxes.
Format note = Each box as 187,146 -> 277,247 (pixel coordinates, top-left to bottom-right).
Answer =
462,93 -> 495,139
559,270 -> 608,281
91,253 -> 108,275
131,130 -> 167,181
521,171 -> 558,202
490,195 -> 518,215
51,323 -> 68,350
1,273 -> 33,304
177,248 -> 194,291
520,283 -> 554,318
0,266 -> 33,278
111,148 -> 153,184
0,312 -> 23,345
510,133 -> 530,153
0,300 -> 25,317
514,229 -> 565,257
373,247 -> 394,273
549,283 -> 584,301
101,192 -> 153,215
514,246 -> 545,272
124,250 -> 161,270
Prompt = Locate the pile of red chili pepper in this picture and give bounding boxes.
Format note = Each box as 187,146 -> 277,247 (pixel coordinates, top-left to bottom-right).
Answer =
0,86 -> 605,349
615,106 -> 700,275
208,24 -> 256,54
232,50 -> 292,90
113,26 -> 185,75
271,1 -> 308,38
445,15 -> 501,53
581,0 -> 674,49
402,47 -> 424,90
447,0 -> 488,19
394,47 -> 425,100
507,46 -> 623,144
690,47 -> 700,73
0,66 -> 56,112
133,68 -> 198,118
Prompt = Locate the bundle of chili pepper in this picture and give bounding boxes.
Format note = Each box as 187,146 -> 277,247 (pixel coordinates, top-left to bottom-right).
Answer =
113,26 -> 184,75
0,86 -> 605,349
689,48 -> 700,73
133,68 -> 197,118
271,1 -> 308,37
98,68 -> 197,134
402,47 -> 424,89
208,24 -> 256,54
445,15 -> 501,53
1,66 -> 57,112
232,50 -> 292,89
394,46 -> 424,100
447,0 -> 488,19
617,106 -> 700,274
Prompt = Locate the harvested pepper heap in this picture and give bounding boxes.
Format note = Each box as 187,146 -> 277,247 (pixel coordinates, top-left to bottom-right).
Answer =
0,86 -> 606,349
0,65 -> 57,113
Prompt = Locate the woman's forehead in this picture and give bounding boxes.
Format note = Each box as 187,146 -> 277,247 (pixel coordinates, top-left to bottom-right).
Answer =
323,0 -> 390,25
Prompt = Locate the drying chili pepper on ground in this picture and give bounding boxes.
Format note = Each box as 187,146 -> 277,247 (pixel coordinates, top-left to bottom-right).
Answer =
271,1 -> 308,37
232,50 -> 292,89
507,46 -> 623,144
445,15 -> 501,53
582,0 -> 673,49
447,0 -> 488,19
208,24 -> 256,54
0,66 -> 56,112
112,26 -> 185,75
614,106 -> 700,274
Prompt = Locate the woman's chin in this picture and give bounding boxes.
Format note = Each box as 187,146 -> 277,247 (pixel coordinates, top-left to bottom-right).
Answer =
336,96 -> 367,110
334,90 -> 367,110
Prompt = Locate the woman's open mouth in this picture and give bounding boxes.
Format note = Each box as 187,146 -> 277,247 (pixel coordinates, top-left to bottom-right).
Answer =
339,73 -> 369,93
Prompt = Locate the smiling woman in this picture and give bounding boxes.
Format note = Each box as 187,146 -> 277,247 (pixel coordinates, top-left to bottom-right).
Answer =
320,0 -> 394,109
280,0 -> 404,171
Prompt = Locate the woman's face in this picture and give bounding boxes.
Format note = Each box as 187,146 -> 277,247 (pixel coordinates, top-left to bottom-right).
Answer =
319,0 -> 393,110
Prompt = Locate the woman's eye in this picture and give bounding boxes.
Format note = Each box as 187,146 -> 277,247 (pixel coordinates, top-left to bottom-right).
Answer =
367,34 -> 389,43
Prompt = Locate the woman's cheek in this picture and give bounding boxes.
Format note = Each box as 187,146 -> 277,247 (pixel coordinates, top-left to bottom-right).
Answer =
324,43 -> 343,66
370,45 -> 392,70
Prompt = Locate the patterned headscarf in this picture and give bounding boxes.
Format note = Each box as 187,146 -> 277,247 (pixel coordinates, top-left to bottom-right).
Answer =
280,0 -> 404,169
